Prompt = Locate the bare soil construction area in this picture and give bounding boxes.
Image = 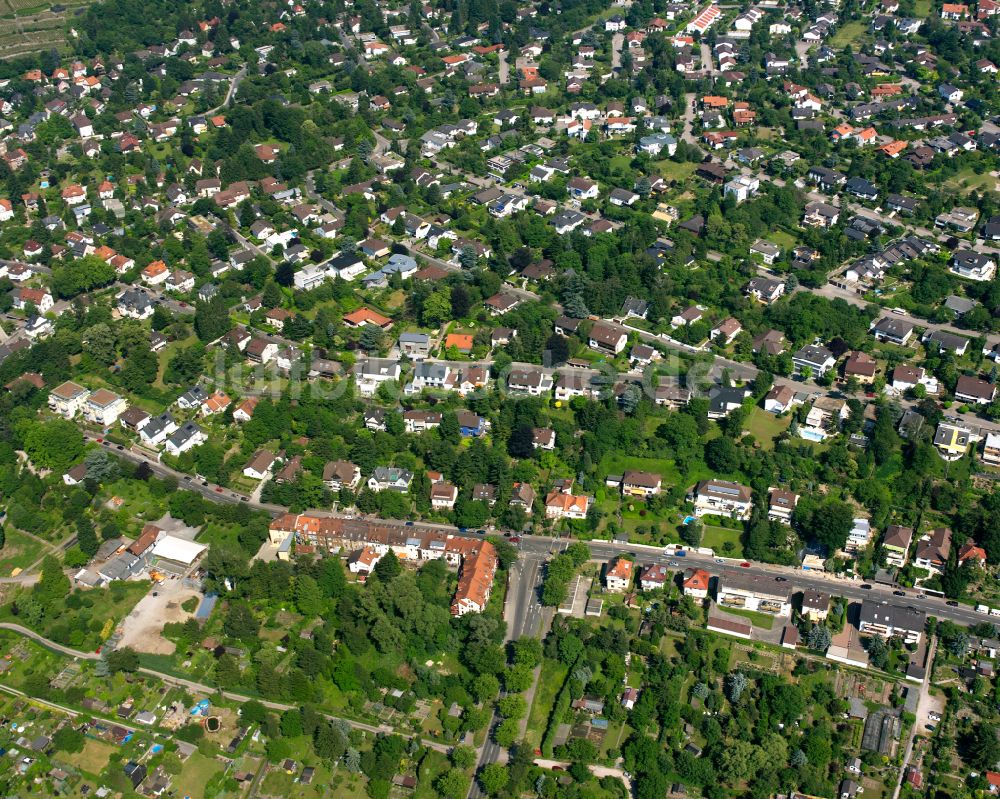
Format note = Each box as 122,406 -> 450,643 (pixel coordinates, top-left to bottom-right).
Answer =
116,578 -> 199,655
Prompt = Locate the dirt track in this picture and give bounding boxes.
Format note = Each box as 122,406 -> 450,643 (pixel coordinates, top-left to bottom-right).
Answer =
116,578 -> 199,655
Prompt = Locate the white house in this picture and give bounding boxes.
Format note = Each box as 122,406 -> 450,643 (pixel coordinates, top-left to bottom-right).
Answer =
82,389 -> 128,427
605,557 -> 633,592
164,422 -> 206,456
692,479 -> 752,519
48,381 -> 90,418
588,321 -> 628,355
243,450 -> 278,481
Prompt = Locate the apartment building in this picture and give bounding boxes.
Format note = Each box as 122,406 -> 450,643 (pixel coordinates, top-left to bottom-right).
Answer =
716,572 -> 792,616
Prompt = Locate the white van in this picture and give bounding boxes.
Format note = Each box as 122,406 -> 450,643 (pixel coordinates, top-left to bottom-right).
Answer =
977,604 -> 990,614
990,608 -> 1000,617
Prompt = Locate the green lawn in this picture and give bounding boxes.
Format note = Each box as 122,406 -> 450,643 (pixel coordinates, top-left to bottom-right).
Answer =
718,606 -> 775,630
154,335 -> 196,390
0,528 -> 47,575
104,477 -> 169,523
172,752 -> 224,799
60,738 -> 118,776
945,167 -> 998,193
701,524 -> 743,558
744,407 -> 791,449
525,659 -> 568,748
655,160 -> 697,183
414,750 -> 453,799
768,229 -> 797,251
829,21 -> 866,48
609,154 -> 633,173
599,454 -> 682,483
198,521 -> 243,550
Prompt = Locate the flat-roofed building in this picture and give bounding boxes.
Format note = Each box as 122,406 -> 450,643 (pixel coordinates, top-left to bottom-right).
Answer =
716,572 -> 792,616
859,599 -> 925,644
48,380 -> 90,418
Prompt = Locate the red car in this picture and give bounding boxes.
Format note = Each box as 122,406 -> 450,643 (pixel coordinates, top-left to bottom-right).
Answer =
509,536 -> 521,544
215,487 -> 223,493
739,562 -> 751,568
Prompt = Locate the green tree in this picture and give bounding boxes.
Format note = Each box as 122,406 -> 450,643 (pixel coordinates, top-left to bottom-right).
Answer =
435,769 -> 470,799
705,437 -> 739,472
806,625 -> 832,652
262,280 -> 282,308
107,647 -> 140,673
963,722 -> 1000,771
866,635 -> 888,669
223,602 -> 260,641
479,763 -> 510,795
373,550 -> 402,582
35,555 -> 69,609
295,574 -> 323,616
53,726 -> 85,753
451,746 -> 477,770
20,419 -> 84,473
423,288 -> 453,326
76,517 -> 99,558
194,295 -> 231,342
794,498 -> 854,552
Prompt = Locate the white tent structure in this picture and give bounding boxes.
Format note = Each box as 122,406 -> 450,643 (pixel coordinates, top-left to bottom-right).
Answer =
152,536 -> 207,566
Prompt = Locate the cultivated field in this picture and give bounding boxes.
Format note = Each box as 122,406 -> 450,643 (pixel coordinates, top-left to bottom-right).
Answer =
0,0 -> 95,60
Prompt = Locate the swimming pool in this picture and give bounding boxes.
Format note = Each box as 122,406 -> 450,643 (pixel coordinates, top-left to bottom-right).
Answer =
798,428 -> 826,442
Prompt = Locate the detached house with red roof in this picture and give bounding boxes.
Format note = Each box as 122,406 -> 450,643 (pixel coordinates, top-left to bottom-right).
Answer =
141,260 -> 169,286
682,568 -> 711,599
605,557 -> 633,592
13,287 -> 53,313
343,308 -> 393,329
545,489 -> 591,520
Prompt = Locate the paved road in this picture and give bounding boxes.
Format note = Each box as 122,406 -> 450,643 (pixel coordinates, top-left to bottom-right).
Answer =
0,622 -> 101,659
224,221 -> 273,264
498,49 -> 510,85
679,93 -> 699,148
699,42 -> 714,74
611,33 -> 624,71
373,129 -> 391,157
303,171 -> 341,216
813,278 -> 997,350
469,556 -> 550,797
515,537 -> 992,628
84,419 -> 999,629
204,65 -> 248,116
83,432 -> 286,515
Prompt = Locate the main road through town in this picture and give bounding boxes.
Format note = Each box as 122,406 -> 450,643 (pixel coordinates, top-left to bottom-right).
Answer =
86,430 -> 992,629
